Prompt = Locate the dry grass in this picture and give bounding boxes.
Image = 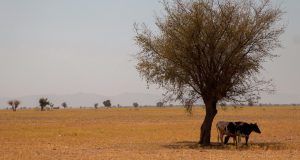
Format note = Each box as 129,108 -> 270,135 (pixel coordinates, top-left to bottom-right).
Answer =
0,107 -> 299,159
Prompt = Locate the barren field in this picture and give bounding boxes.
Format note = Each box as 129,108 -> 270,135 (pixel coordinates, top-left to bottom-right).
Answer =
0,107 -> 299,160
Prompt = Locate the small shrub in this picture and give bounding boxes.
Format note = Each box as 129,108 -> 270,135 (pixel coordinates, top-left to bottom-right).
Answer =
156,102 -> 164,107
133,102 -> 139,108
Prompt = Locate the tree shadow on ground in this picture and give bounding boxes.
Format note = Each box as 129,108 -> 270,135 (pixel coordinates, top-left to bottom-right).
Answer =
163,141 -> 286,150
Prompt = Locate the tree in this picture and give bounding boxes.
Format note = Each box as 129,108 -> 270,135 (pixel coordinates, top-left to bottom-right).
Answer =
39,98 -> 50,111
219,102 -> 228,111
247,99 -> 254,106
184,99 -> 194,115
134,0 -> 284,145
133,102 -> 139,108
220,102 -> 227,107
156,102 -> 164,107
62,102 -> 68,109
103,100 -> 111,108
94,103 -> 99,109
8,100 -> 20,112
50,103 -> 54,109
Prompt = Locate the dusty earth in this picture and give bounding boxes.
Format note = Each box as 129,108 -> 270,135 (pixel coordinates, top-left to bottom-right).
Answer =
0,107 -> 299,159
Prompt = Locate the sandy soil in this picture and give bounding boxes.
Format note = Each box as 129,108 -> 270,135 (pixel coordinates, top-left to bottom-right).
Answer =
0,107 -> 299,159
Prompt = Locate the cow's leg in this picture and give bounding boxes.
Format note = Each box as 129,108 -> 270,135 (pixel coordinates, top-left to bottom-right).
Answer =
218,134 -> 222,144
220,133 -> 224,144
245,136 -> 249,145
233,136 -> 237,146
217,129 -> 220,143
237,135 -> 241,147
224,136 -> 230,144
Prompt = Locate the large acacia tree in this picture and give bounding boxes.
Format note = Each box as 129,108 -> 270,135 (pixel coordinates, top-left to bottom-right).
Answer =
134,0 -> 284,145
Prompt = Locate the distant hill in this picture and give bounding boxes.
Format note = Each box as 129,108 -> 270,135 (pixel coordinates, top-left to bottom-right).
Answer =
0,92 -> 163,108
2,92 -> 298,109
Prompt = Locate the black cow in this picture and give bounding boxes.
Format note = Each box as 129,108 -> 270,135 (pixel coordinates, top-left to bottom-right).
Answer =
224,122 -> 261,145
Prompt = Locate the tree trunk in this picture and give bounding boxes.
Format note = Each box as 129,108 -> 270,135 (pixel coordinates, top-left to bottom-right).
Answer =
199,98 -> 218,146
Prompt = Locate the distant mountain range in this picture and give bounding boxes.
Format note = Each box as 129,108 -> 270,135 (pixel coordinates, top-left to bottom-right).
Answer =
1,92 -> 299,109
0,92 -> 163,108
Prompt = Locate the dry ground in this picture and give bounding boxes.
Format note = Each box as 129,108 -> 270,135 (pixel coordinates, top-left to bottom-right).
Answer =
0,107 -> 299,160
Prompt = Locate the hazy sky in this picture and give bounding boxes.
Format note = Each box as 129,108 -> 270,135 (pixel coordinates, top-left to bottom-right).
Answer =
0,0 -> 299,103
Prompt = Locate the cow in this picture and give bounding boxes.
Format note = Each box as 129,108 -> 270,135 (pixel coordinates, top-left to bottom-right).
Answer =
216,121 -> 239,145
224,122 -> 261,145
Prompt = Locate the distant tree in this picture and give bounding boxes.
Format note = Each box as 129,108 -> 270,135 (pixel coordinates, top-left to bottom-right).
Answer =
94,103 -> 99,109
62,102 -> 68,109
103,100 -> 111,108
133,102 -> 139,108
247,99 -> 254,106
134,0 -> 284,145
50,103 -> 54,109
8,100 -> 20,112
219,102 -> 228,111
184,100 -> 194,115
8,100 -> 14,111
14,100 -> 20,110
156,102 -> 164,107
39,98 -> 50,111
220,102 -> 227,107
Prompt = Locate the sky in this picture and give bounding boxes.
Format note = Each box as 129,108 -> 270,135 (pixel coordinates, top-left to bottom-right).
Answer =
0,0 -> 299,104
